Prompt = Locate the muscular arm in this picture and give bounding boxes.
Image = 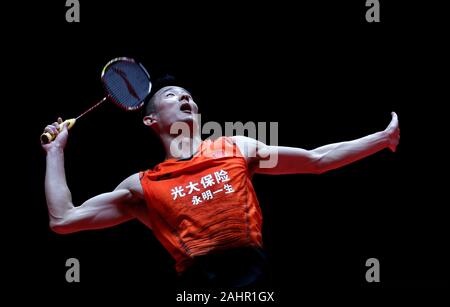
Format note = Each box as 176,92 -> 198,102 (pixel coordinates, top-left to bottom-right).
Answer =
46,154 -> 139,234
233,112 -> 400,175
43,118 -> 145,234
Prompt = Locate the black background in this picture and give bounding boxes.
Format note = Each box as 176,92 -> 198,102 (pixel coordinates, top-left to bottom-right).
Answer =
6,0 -> 448,305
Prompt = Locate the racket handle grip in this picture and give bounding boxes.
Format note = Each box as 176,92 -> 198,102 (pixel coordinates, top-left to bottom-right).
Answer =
40,118 -> 76,144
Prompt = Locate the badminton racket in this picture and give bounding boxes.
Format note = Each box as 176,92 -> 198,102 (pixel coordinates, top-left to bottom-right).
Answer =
41,57 -> 151,144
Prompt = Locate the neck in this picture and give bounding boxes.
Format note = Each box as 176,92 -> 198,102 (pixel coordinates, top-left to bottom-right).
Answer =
159,130 -> 202,160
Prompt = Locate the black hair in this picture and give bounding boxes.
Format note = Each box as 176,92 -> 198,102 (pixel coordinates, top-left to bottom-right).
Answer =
142,74 -> 179,117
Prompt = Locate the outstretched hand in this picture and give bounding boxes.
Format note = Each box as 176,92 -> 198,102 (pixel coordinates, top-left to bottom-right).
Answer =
41,117 -> 69,152
385,112 -> 400,152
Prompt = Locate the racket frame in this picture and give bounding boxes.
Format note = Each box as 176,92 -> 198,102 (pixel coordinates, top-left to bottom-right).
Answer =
100,57 -> 151,111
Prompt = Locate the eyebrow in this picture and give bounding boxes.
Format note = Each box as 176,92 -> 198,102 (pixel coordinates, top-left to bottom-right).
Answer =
160,87 -> 192,97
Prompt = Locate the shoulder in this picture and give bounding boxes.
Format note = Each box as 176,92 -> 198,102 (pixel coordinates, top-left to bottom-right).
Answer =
115,173 -> 144,199
230,135 -> 270,162
115,173 -> 152,223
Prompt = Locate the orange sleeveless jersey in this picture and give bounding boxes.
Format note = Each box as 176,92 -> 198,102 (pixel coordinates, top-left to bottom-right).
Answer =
139,137 -> 263,272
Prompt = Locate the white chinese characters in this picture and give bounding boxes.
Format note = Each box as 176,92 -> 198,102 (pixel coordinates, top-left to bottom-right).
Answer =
170,169 -> 235,204
171,186 -> 185,200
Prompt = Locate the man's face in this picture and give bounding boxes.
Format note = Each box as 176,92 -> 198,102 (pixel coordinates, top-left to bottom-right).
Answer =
149,86 -> 199,132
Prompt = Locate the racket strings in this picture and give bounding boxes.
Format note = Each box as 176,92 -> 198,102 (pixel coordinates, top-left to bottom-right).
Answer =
102,61 -> 150,110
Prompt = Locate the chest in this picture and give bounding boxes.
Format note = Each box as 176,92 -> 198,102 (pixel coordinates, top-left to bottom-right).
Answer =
144,157 -> 249,223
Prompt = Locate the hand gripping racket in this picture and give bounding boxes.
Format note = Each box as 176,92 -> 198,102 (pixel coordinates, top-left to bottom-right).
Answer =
41,57 -> 151,144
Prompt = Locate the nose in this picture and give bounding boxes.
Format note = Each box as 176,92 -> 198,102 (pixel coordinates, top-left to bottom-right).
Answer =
180,94 -> 190,102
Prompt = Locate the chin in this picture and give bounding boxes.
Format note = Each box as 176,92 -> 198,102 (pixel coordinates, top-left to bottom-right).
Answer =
180,113 -> 195,121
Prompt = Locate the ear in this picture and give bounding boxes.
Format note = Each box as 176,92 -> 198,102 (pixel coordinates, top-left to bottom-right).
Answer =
143,114 -> 158,127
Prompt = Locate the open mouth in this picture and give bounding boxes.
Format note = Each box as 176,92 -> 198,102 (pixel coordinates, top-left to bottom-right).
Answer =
180,103 -> 192,113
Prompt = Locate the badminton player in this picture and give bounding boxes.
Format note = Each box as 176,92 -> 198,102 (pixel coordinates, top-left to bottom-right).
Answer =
41,77 -> 400,288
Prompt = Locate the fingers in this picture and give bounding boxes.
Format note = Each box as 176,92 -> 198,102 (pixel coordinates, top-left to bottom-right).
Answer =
388,137 -> 399,152
53,121 -> 61,130
386,112 -> 400,153
60,120 -> 69,131
44,125 -> 57,135
391,112 -> 398,122
387,111 -> 399,131
57,117 -> 70,131
43,118 -> 64,137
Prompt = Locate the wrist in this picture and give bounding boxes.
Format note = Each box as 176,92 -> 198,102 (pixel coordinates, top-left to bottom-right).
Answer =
46,146 -> 65,156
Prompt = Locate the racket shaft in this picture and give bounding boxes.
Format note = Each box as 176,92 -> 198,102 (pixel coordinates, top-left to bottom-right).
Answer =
41,118 -> 76,144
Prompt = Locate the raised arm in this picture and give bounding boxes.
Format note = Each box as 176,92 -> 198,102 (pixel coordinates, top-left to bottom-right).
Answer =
42,118 -> 145,234
233,112 -> 400,175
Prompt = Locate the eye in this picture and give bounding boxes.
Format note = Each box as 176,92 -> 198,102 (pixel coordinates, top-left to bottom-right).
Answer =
166,92 -> 175,97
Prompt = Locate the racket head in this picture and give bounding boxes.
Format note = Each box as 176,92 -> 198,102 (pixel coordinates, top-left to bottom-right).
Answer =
101,57 -> 151,111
